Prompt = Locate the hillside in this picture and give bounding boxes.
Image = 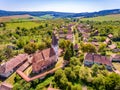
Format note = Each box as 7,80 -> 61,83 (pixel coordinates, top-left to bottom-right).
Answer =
0,9 -> 120,18
0,14 -> 34,22
81,14 -> 120,21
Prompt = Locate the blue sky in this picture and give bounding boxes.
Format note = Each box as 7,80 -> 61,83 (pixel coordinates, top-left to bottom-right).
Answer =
0,0 -> 120,13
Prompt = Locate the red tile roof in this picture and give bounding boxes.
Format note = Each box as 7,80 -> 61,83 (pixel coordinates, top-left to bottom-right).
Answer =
32,48 -> 57,72
108,34 -> 113,38
74,44 -> 79,50
85,53 -> 112,66
111,54 -> 120,60
0,54 -> 28,73
0,82 -> 13,90
85,53 -> 94,62
108,44 -> 117,49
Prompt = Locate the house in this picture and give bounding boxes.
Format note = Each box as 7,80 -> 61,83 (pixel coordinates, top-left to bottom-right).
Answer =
84,53 -> 94,66
111,54 -> 120,62
82,33 -> 90,42
91,42 -> 99,47
30,39 -> 35,43
104,38 -> 111,45
0,54 -> 28,77
66,30 -> 74,42
32,32 -> 58,73
0,82 -> 13,90
93,30 -> 99,36
84,53 -> 112,70
59,30 -> 66,39
92,38 -> 98,42
74,44 -> 79,51
112,48 -> 120,53
108,44 -> 117,50
108,34 -> 113,39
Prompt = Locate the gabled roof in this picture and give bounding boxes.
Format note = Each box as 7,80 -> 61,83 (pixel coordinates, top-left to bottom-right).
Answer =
74,44 -> 79,50
0,82 -> 13,90
42,48 -> 56,60
94,54 -> 102,64
108,44 -> 117,49
105,38 -> 110,43
111,54 -> 120,60
84,53 -> 112,66
85,53 -> 93,62
32,48 -> 56,63
108,34 -> 113,38
0,54 -> 28,73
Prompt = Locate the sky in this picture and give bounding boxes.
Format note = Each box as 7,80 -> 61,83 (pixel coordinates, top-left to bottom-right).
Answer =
0,0 -> 120,13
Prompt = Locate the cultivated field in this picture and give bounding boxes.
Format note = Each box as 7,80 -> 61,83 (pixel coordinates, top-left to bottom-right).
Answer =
0,14 -> 33,22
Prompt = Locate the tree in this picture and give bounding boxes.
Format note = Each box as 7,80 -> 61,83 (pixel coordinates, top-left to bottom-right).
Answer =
70,57 -> 81,67
71,85 -> 82,90
79,66 -> 91,82
93,74 -> 106,90
54,69 -> 68,89
63,42 -> 74,60
16,37 -> 29,49
64,49 -> 71,60
24,43 -> 38,54
98,43 -> 107,52
4,47 -> 14,59
81,43 -> 96,53
105,73 -> 120,90
91,64 -> 99,77
38,42 -> 47,50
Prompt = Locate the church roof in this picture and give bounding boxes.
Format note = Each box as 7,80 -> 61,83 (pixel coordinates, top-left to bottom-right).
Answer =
32,48 -> 56,63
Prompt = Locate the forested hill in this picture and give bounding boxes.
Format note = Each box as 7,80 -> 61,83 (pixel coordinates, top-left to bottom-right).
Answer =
0,9 -> 120,18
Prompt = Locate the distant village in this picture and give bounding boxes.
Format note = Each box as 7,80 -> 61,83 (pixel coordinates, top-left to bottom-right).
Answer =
0,22 -> 120,90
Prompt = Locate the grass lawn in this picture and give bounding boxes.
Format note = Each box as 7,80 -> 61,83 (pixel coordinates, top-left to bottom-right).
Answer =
81,14 -> 120,21
24,66 -> 32,76
55,57 -> 64,68
5,66 -> 32,85
112,63 -> 120,72
6,21 -> 42,30
5,72 -> 17,85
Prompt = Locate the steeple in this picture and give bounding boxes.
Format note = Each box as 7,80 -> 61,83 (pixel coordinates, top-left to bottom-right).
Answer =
51,31 -> 59,59
52,31 -> 58,46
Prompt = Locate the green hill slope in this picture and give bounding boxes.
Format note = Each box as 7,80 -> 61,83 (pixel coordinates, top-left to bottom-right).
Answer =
81,14 -> 120,21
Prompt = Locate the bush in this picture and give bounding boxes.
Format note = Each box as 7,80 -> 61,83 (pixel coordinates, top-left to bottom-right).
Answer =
24,43 -> 38,54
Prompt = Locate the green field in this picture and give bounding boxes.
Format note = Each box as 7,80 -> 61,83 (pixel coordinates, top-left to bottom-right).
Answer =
81,14 -> 120,21
5,21 -> 43,29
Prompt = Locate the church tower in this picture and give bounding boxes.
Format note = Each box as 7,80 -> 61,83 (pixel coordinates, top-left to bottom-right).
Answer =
51,31 -> 59,59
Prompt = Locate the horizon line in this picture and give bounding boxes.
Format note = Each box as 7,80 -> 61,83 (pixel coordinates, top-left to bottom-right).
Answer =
1,8 -> 120,13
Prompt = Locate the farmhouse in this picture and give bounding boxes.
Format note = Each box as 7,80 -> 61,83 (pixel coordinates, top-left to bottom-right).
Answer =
59,30 -> 66,39
108,44 -> 117,50
66,30 -> 74,42
111,54 -> 120,62
32,32 -> 58,73
84,53 -> 112,70
0,54 -> 28,77
104,38 -> 111,45
108,34 -> 113,38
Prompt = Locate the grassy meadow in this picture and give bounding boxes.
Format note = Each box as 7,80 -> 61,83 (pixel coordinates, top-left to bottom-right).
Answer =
81,14 -> 120,21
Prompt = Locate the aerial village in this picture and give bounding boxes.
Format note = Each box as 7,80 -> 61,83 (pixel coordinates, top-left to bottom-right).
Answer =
0,20 -> 120,90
